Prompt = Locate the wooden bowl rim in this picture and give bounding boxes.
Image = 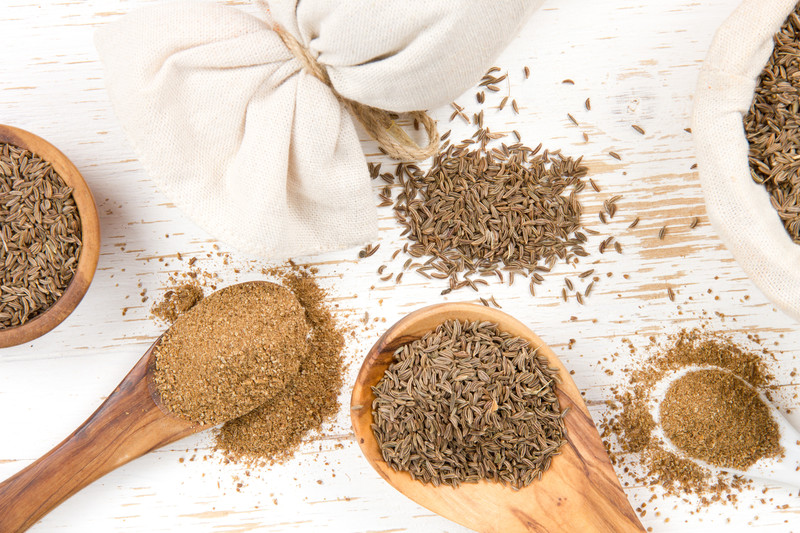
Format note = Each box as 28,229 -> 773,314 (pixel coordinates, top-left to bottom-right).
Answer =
0,124 -> 100,348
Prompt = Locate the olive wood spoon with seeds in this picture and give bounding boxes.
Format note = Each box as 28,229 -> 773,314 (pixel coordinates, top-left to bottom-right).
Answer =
0,124 -> 101,348
351,303 -> 645,533
0,336 -> 202,533
650,365 -> 800,488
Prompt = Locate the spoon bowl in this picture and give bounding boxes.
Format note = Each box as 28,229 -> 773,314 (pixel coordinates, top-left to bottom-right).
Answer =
650,365 -> 800,488
351,303 -> 645,533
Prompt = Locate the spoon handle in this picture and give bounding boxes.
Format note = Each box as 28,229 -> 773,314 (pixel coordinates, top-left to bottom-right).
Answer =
0,350 -> 196,533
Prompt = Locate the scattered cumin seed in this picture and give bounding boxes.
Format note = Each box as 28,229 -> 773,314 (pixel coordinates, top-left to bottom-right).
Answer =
690,217 -> 699,229
658,226 -> 667,240
628,217 -> 640,229
585,98 -> 591,111
632,125 -> 645,135
567,113 -> 579,126
608,151 -> 621,160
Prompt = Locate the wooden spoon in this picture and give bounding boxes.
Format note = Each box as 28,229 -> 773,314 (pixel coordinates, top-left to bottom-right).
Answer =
0,337 -> 200,532
0,124 -> 101,349
351,303 -> 645,533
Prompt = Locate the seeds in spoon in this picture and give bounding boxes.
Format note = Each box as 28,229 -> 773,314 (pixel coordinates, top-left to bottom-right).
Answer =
371,319 -> 566,489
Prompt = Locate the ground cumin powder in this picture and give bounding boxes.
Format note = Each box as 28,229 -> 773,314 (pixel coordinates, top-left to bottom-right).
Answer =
153,282 -> 311,425
600,329 -> 780,505
151,282 -> 204,323
660,369 -> 781,470
151,266 -> 345,464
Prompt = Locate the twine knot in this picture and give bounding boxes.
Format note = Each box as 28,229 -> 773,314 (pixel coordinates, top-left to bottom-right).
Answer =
273,24 -> 439,162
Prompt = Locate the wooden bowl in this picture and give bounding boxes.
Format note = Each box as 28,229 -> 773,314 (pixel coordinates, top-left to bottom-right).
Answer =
351,303 -> 643,533
0,125 -> 100,348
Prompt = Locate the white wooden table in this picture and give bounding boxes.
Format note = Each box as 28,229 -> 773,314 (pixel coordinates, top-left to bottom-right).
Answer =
1,1 -> 798,531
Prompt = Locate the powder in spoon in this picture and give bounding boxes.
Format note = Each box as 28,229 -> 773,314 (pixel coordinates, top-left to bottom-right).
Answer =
153,281 -> 311,425
215,270 -> 345,463
660,368 -> 781,470
151,282 -> 204,323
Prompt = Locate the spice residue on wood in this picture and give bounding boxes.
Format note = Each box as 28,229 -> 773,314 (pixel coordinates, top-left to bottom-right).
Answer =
0,142 -> 82,328
372,319 -> 565,489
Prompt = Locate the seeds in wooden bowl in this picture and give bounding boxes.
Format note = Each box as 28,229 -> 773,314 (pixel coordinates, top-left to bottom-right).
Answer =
371,319 -> 566,489
745,4 -> 800,243
0,142 -> 82,328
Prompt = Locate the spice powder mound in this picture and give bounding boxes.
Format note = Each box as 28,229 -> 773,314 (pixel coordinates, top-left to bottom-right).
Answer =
371,319 -> 566,489
153,281 -> 311,426
600,329 -> 779,504
215,270 -> 345,463
660,368 -> 781,470
151,282 -> 204,323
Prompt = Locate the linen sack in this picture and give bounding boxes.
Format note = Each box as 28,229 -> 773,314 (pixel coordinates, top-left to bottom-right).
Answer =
693,0 -> 800,322
95,0 -> 541,259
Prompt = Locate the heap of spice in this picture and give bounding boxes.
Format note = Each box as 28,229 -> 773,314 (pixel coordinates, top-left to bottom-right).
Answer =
392,135 -> 589,295
153,281 -> 311,425
0,142 -> 82,328
151,265 -> 346,465
600,329 -> 780,504
745,3 -> 800,242
660,368 -> 781,470
371,319 -> 566,489
151,282 -> 204,323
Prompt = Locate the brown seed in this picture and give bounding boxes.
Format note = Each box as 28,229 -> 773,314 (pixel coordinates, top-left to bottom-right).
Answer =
585,98 -> 591,111
512,99 -> 519,114
567,113 -> 579,126
690,217 -> 699,229
524,66 -> 530,79
632,125 -> 645,135
658,226 -> 667,240
608,151 -> 621,160
628,217 -> 640,229
562,79 -> 575,85
590,179 -> 600,192
667,287 -> 675,302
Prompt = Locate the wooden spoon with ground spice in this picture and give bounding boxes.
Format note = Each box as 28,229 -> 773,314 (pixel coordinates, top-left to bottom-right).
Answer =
0,281 -> 308,532
651,365 -> 800,488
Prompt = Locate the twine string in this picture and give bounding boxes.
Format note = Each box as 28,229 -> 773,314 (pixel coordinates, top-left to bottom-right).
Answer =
273,24 -> 439,161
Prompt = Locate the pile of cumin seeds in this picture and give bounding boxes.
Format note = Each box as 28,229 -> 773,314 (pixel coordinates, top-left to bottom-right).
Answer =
371,319 -> 566,489
392,131 -> 590,294
745,4 -> 800,243
0,142 -> 82,328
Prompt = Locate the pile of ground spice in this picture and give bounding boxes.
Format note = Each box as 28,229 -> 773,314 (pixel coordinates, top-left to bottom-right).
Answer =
215,270 -> 345,463
600,329 -> 778,505
153,282 -> 311,425
150,263 -> 346,465
151,282 -> 204,322
660,369 -> 781,470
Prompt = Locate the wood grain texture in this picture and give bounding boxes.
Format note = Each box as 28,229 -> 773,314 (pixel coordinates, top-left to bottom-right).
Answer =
351,303 -> 645,533
0,124 -> 100,348
0,339 -> 198,532
0,0 -> 797,532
